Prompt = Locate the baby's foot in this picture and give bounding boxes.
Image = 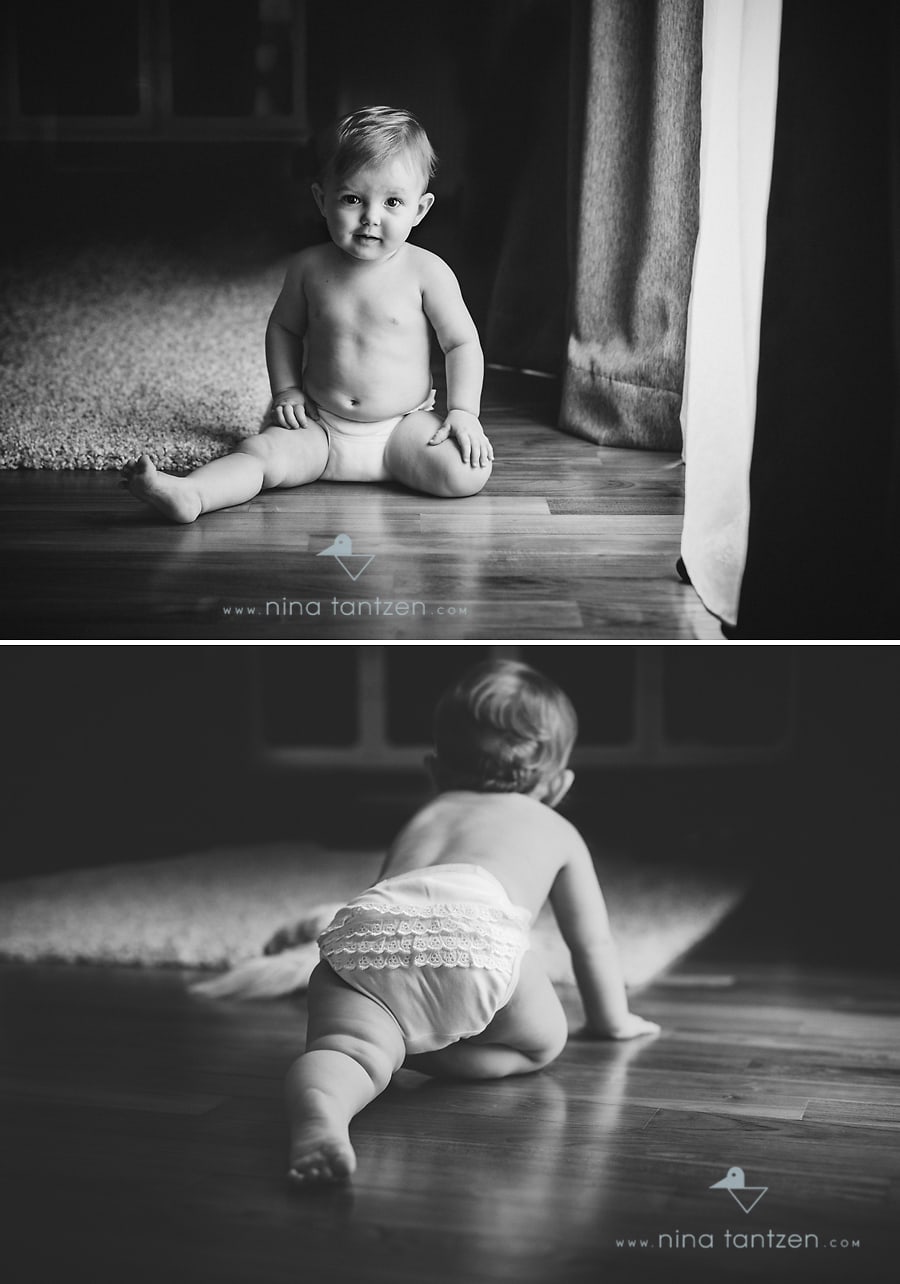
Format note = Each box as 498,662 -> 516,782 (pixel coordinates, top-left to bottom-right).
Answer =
121,454 -> 202,524
288,1090 -> 356,1186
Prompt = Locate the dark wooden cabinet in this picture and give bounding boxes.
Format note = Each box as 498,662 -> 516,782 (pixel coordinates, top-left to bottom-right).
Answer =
253,647 -> 795,769
3,0 -> 308,139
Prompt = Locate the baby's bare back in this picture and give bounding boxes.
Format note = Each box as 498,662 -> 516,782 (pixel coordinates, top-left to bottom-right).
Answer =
381,792 -> 578,918
303,244 -> 433,421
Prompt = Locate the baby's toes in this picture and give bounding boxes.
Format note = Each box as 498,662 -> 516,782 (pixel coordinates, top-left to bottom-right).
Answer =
288,1159 -> 335,1185
288,1137 -> 355,1186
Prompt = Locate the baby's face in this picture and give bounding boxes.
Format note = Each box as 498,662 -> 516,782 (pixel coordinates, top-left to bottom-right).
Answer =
313,156 -> 434,263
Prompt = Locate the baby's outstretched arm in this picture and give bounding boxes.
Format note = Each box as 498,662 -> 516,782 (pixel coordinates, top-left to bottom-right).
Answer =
421,255 -> 492,469
569,939 -> 661,1040
550,834 -> 660,1040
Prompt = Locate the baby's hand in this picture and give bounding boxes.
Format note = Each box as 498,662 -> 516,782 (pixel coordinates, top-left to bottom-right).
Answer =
578,1013 -> 661,1041
604,1013 -> 661,1041
271,386 -> 318,431
263,903 -> 343,955
428,409 -> 493,468
263,923 -> 306,955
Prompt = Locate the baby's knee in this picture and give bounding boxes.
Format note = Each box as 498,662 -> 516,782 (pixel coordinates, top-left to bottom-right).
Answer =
516,991 -> 564,1073
415,451 -> 492,499
529,1028 -> 568,1070
234,430 -> 286,487
438,456 -> 492,499
307,1031 -> 399,1092
524,1003 -> 569,1070
385,416 -> 492,498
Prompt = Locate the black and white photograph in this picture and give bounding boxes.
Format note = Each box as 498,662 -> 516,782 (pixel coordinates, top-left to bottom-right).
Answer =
1,0 -> 897,640
1,3 -> 898,1280
0,643 -> 898,1283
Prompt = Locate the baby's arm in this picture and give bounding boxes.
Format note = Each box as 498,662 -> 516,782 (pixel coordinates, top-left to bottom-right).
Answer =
550,833 -> 660,1040
420,255 -> 491,468
265,253 -> 317,429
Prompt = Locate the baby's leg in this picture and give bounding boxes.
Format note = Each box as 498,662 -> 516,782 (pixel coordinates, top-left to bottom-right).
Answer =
122,423 -> 329,523
286,961 -> 406,1184
405,951 -> 568,1080
384,411 -> 492,498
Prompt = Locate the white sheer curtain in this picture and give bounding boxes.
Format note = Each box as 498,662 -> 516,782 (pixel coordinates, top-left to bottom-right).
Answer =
679,0 -> 782,627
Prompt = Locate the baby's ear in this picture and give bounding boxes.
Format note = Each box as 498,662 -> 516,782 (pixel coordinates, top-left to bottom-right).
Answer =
541,769 -> 574,809
311,182 -> 326,216
413,191 -> 435,225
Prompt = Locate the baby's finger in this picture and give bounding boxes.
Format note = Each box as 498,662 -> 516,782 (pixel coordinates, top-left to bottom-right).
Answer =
284,403 -> 303,431
619,1018 -> 661,1040
457,433 -> 472,465
428,422 -> 452,446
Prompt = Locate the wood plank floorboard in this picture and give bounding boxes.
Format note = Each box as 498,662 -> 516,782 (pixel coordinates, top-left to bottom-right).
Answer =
0,372 -> 722,639
1,959 -> 896,1284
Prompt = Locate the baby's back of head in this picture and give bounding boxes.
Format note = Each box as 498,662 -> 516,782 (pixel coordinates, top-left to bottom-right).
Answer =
433,660 -> 577,795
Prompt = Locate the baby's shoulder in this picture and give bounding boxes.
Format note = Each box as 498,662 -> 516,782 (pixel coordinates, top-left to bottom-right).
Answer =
483,792 -> 584,846
404,244 -> 456,285
276,245 -> 344,314
282,242 -> 332,282
507,797 -> 588,863
526,797 -> 583,841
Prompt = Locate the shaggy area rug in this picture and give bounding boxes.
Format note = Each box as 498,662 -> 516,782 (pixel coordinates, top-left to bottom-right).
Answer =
0,240 -> 280,472
0,842 -> 746,994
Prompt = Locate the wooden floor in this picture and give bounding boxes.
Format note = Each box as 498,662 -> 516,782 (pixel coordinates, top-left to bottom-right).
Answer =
1,956 -> 896,1284
0,370 -> 721,640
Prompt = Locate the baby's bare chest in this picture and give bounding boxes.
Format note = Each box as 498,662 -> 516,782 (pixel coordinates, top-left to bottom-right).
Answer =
307,275 -> 426,336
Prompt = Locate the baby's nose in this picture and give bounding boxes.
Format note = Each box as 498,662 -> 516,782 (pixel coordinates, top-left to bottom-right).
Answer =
361,206 -> 380,226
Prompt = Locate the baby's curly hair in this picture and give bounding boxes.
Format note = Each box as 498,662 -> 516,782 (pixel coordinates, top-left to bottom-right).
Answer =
318,105 -> 436,192
432,659 -> 577,794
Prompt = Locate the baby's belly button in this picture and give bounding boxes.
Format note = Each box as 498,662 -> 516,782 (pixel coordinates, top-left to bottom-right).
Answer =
334,386 -> 422,415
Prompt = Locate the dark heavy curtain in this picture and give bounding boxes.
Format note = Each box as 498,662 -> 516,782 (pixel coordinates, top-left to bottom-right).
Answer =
458,1 -> 572,374
559,0 -> 703,450
733,0 -> 900,638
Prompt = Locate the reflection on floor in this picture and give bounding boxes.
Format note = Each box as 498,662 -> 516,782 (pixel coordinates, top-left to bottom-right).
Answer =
1,957 -> 895,1283
0,368 -> 720,640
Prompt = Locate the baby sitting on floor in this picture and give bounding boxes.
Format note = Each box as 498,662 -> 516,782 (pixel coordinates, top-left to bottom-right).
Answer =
285,658 -> 659,1186
123,105 -> 492,522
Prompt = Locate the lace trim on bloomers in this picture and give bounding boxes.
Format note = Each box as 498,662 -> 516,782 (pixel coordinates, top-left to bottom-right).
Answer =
318,900 -> 528,974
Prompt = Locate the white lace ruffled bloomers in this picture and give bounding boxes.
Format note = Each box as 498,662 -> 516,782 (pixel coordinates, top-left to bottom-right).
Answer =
318,898 -> 529,975
316,863 -> 533,1054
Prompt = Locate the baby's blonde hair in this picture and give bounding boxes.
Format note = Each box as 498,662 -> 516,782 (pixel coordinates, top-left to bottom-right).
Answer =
319,105 -> 437,192
433,660 -> 577,794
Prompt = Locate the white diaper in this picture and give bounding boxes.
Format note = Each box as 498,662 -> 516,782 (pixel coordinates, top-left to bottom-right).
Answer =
317,864 -> 532,1055
316,390 -> 436,483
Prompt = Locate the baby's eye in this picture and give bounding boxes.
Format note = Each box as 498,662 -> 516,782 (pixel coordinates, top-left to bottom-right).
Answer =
385,197 -> 403,208
340,194 -> 360,205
